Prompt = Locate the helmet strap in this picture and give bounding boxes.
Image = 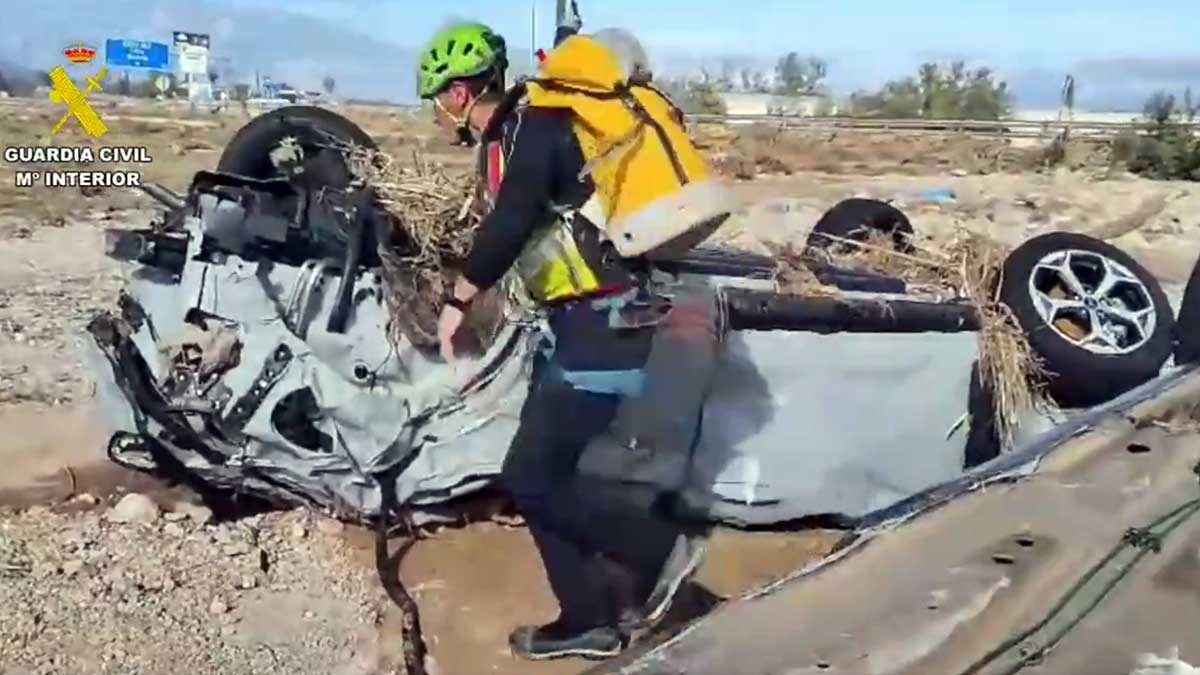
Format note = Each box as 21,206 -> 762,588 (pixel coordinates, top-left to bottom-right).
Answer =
454,94 -> 483,147
434,95 -> 478,147
437,69 -> 503,147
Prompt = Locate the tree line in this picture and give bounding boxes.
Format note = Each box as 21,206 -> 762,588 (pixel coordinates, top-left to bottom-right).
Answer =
659,52 -> 1012,120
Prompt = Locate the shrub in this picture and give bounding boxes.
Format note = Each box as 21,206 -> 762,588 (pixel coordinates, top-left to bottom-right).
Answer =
850,61 -> 1010,119
1117,90 -> 1200,181
1041,136 -> 1068,168
1110,131 -> 1140,165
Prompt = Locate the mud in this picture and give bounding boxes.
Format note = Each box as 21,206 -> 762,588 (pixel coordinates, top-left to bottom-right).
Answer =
0,403 -> 182,509
340,518 -> 840,675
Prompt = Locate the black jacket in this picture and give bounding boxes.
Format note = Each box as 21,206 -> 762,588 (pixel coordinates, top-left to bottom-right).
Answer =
463,105 -> 635,294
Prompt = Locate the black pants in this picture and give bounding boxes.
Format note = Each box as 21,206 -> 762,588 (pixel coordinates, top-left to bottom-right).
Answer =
501,301 -> 683,630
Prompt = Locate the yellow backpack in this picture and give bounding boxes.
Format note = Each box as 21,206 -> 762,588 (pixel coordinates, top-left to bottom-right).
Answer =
521,32 -> 738,258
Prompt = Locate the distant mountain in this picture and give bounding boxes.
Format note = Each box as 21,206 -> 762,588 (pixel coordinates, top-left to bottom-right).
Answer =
0,0 -> 419,102
0,59 -> 42,96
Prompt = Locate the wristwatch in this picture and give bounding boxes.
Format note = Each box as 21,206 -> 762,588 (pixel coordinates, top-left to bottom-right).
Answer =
444,294 -> 472,312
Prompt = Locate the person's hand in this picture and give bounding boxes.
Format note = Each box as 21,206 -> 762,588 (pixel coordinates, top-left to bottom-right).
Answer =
438,276 -> 481,366
438,303 -> 467,365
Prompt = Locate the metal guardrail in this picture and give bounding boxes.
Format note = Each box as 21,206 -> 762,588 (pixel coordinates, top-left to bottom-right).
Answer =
2,93 -> 1192,142
686,114 -> 1200,140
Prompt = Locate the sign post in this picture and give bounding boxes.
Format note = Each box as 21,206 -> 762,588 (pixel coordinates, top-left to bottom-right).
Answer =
172,31 -> 210,75
172,31 -> 211,103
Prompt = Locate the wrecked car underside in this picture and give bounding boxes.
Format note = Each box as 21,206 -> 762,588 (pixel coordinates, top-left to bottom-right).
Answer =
86,107 -> 1188,533
87,174 -> 987,526
89,168 -> 539,521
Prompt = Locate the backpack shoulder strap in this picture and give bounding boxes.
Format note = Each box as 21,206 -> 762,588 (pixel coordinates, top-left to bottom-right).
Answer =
480,81 -> 529,145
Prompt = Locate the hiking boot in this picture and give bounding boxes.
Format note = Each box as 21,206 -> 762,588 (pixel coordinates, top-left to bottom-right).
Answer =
508,620 -> 624,661
619,533 -> 707,632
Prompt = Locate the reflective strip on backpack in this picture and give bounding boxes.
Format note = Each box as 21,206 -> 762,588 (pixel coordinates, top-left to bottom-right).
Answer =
513,216 -> 601,303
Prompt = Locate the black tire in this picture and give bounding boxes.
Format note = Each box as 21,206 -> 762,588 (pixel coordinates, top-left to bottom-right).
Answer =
1173,251 -> 1200,364
217,105 -> 376,189
963,362 -> 1001,469
804,198 -> 915,256
999,232 -> 1174,408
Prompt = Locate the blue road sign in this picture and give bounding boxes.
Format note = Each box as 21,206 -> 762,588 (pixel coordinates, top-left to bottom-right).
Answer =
105,39 -> 170,70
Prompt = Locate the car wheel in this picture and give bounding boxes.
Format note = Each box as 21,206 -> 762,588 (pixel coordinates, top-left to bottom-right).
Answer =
217,105 -> 376,189
804,198 -> 916,256
999,232 -> 1174,408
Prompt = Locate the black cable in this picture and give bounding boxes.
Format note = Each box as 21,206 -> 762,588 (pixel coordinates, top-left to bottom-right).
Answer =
375,464 -> 428,675
326,188 -> 372,334
958,470 -> 1200,675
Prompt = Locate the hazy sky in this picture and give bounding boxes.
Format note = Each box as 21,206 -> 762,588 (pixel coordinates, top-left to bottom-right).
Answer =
232,0 -> 1196,59
4,0 -> 1199,108
232,0 -> 1200,106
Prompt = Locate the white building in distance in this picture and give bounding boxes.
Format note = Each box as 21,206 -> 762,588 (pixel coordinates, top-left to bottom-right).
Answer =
718,92 -> 836,117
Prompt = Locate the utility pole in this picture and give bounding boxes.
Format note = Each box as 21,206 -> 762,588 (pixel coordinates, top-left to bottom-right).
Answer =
1057,74 -> 1076,144
531,1 -> 537,69
1059,74 -> 1076,123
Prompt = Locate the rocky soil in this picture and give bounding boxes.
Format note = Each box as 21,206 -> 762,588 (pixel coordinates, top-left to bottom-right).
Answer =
0,209 -> 138,407
0,499 -> 403,675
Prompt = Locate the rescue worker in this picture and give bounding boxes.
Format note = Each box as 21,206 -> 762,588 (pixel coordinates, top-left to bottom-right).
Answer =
417,22 -> 707,661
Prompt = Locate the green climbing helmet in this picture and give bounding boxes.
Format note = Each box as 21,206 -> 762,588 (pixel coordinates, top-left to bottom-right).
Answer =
417,22 -> 507,99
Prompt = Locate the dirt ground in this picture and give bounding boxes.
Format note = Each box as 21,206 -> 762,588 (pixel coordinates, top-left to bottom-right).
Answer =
2,95 -> 1199,674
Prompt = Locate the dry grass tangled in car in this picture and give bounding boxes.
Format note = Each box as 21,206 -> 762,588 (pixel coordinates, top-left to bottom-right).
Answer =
342,145 -> 515,350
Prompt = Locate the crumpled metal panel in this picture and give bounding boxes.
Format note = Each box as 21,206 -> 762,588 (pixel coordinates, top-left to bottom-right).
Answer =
91,203 -> 536,518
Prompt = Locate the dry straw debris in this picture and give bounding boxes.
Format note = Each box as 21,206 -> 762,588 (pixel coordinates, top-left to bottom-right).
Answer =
770,244 -> 840,297
788,229 -> 1053,447
344,146 -> 481,271
341,145 -> 509,349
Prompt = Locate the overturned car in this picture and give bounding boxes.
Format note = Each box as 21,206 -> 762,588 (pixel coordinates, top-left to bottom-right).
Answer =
88,106 -> 1190,535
